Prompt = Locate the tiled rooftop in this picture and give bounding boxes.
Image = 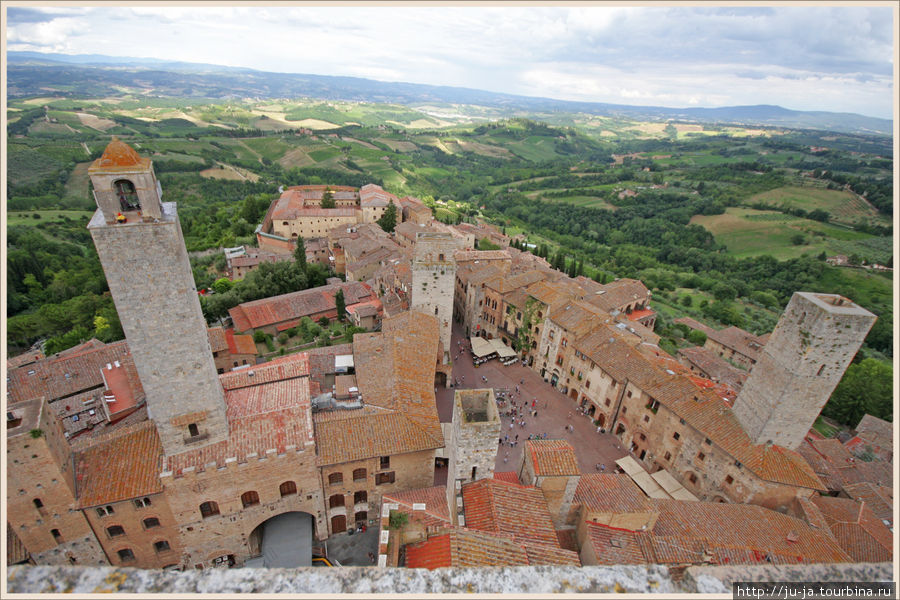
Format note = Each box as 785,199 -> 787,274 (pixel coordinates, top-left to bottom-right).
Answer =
229,282 -> 375,331
527,440 -> 580,477
841,483 -> 893,526
382,486 -> 451,528
810,495 -> 893,563
313,311 -> 443,466
461,479 -> 560,548
75,421 -> 163,508
707,326 -> 766,361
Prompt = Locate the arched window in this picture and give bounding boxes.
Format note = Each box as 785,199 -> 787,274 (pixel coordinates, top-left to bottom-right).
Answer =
154,540 -> 171,553
279,481 -> 297,497
241,491 -> 260,508
352,468 -> 367,482
117,548 -> 135,562
328,494 -> 345,509
354,490 -> 367,505
114,179 -> 140,212
328,472 -> 343,485
199,501 -> 219,519
142,517 -> 161,529
106,525 -> 125,537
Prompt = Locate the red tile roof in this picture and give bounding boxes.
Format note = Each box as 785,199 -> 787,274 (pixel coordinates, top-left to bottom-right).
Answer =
527,440 -> 580,477
7,340 -> 132,404
89,138 -> 149,171
229,282 -> 375,331
100,359 -> 142,417
461,479 -> 559,547
75,421 -> 163,507
208,326 -> 228,353
841,483 -> 893,526
404,529 -> 580,568
313,312 -> 444,466
383,486 -> 451,528
810,495 -> 893,562
584,522 -> 648,565
226,329 -> 257,355
493,471 -> 521,485
574,474 -> 653,513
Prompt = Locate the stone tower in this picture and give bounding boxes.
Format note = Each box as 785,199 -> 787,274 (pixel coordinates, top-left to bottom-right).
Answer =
733,292 -> 876,450
411,232 -> 459,364
446,389 -> 501,526
88,139 -> 228,457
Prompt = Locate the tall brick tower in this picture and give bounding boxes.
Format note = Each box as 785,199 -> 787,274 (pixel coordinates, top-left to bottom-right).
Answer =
411,232 -> 460,364
87,139 -> 228,456
732,292 -> 876,450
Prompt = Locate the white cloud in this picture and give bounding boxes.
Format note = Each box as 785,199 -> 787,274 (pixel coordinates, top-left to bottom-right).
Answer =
5,6 -> 894,119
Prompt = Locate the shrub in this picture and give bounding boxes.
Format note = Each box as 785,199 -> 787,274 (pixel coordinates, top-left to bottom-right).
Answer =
687,330 -> 707,345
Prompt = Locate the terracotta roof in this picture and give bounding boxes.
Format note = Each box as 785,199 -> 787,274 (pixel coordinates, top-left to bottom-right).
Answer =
574,474 -> 653,513
453,250 -> 512,264
585,278 -> 650,313
382,486 -> 451,528
493,471 -> 521,485
404,529 -> 580,569
229,282 -> 375,331
798,438 -> 893,491
527,440 -> 580,477
165,353 -> 314,474
584,522 -> 649,565
810,495 -> 893,562
75,421 -> 163,507
854,414 -> 893,452
7,350 -> 44,369
677,346 -> 747,391
841,483 -> 893,526
100,358 -> 143,416
707,326 -> 766,361
461,479 -> 560,547
313,312 -> 443,466
7,340 -> 131,404
226,329 -> 257,355
627,308 -> 656,321
672,317 -> 716,336
89,138 -> 149,171
208,327 -> 229,353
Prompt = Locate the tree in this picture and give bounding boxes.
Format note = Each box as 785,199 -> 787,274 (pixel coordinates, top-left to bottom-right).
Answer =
320,187 -> 335,209
377,201 -> 398,233
687,330 -> 707,345
790,233 -> 805,246
711,282 -> 737,302
213,277 -> 234,294
334,289 -> 346,322
822,358 -> 893,425
293,237 -> 307,269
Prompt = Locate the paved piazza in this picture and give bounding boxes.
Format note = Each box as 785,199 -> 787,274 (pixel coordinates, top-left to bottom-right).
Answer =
436,321 -> 628,476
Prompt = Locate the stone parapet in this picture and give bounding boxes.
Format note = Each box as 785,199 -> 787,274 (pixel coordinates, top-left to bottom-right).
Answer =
8,563 -> 892,594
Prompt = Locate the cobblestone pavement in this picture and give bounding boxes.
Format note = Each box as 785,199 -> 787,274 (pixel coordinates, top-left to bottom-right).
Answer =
436,320 -> 628,476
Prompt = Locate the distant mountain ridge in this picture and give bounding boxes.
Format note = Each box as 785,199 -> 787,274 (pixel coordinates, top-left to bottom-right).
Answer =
6,51 -> 892,136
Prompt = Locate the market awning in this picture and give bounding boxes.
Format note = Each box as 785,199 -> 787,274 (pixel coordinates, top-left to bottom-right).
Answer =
652,469 -> 699,501
615,456 -> 670,500
489,339 -> 517,358
470,336 -> 496,358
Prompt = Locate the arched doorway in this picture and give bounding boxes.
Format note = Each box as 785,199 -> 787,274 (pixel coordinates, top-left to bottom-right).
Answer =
596,413 -> 605,427
246,512 -> 316,568
569,388 -> 578,401
435,372 -> 447,387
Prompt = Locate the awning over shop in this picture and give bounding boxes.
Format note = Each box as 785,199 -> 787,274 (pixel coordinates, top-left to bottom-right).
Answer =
615,456 -> 700,501
470,336 -> 496,358
651,469 -> 699,501
489,339 -> 517,358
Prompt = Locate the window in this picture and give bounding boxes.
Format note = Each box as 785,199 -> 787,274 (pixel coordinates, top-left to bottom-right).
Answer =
379,456 -> 390,469
106,505 -> 114,514
605,398 -> 611,406
134,497 -> 151,509
375,472 -> 395,485
626,390 -> 632,398
279,481 -> 297,497
51,529 -> 63,544
688,473 -> 698,484
328,472 -> 343,485
199,501 -> 219,519
643,416 -> 649,423
621,407 -> 627,415
639,433 -> 646,441
549,331 -> 554,340
585,380 -> 591,389
679,419 -> 686,425
697,452 -> 706,461
664,452 -> 672,461
329,495 -> 345,509
143,517 -> 161,529
724,475 -> 734,485
187,423 -> 199,438
96,507 -> 113,518
154,540 -> 171,553
106,525 -> 125,537
354,490 -> 367,505
33,498 -> 43,510
117,548 -> 135,562
673,432 -> 680,441
556,356 -> 563,366
704,438 -> 712,445
352,468 -> 367,482
114,179 -> 140,212
734,460 -> 743,469
562,339 -> 567,348
241,491 -> 260,508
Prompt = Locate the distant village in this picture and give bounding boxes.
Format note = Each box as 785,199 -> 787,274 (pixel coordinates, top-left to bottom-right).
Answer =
7,141 -> 892,573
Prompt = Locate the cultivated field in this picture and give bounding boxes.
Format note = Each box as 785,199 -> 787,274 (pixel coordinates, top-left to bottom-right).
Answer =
748,186 -> 886,225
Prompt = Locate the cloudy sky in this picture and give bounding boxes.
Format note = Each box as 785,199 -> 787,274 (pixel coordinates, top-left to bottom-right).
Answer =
6,5 -> 896,119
